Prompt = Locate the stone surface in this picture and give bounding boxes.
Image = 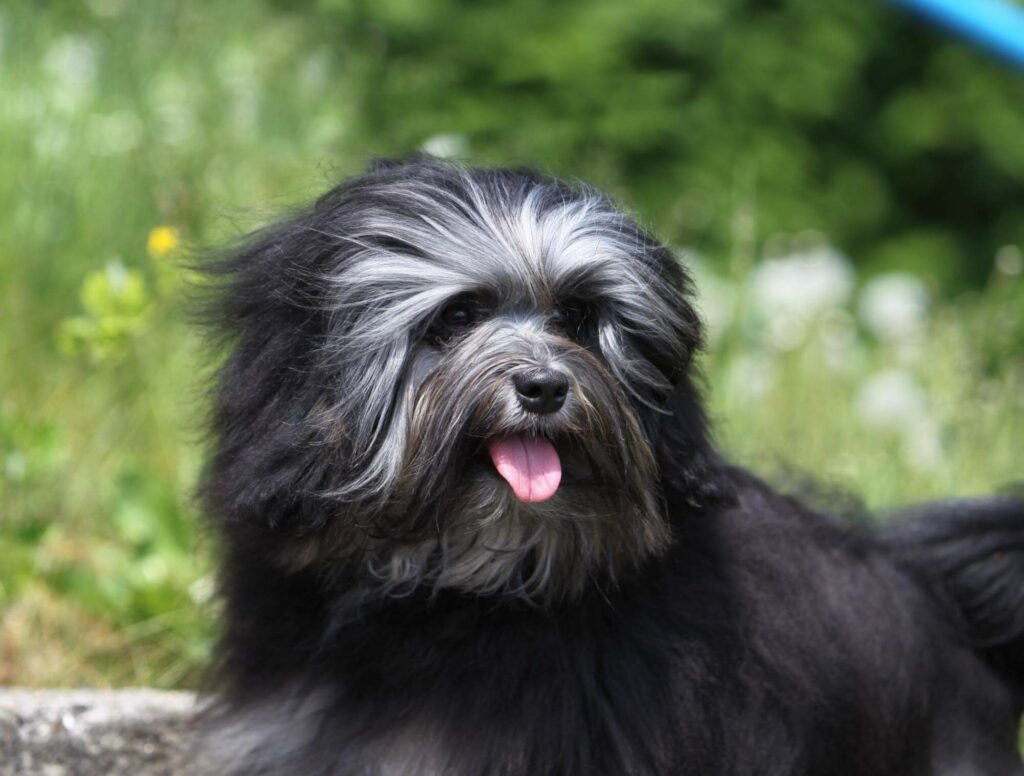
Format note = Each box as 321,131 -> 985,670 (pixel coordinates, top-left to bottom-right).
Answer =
0,689 -> 202,775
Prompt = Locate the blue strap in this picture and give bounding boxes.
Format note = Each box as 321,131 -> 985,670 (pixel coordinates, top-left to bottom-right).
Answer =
889,0 -> 1024,70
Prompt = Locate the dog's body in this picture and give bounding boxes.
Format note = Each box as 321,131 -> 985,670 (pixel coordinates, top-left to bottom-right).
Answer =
199,158 -> 1024,775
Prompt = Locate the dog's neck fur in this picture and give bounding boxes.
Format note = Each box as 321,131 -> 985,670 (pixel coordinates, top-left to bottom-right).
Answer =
207,504 -> 738,776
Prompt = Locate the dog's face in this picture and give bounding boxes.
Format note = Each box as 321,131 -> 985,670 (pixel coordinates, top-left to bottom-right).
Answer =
206,159 -> 703,602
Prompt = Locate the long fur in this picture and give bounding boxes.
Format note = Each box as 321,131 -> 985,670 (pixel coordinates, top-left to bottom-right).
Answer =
197,157 -> 1024,775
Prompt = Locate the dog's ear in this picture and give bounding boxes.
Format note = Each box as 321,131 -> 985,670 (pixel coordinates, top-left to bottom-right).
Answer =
638,244 -> 705,389
634,246 -> 729,509
194,205 -> 342,531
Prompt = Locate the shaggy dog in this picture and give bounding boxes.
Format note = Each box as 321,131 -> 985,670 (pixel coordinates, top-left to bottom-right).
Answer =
198,157 -> 1024,775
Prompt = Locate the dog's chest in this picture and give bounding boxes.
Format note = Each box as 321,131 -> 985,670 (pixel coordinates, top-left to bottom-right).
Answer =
338,639 -> 693,775
365,723 -> 451,776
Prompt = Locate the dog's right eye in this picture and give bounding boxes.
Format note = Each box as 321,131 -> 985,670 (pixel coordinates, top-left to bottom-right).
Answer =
428,298 -> 481,343
441,303 -> 476,329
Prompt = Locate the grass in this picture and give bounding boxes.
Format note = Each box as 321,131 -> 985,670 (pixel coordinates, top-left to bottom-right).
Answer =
1,2 -> 1022,692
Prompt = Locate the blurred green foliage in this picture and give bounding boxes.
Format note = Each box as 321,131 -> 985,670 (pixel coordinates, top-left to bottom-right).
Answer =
57,263 -> 153,361
313,0 -> 1024,289
0,0 -> 1021,689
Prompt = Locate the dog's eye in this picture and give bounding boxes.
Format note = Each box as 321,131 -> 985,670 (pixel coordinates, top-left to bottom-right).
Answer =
429,297 -> 482,343
441,302 -> 476,329
550,301 -> 588,337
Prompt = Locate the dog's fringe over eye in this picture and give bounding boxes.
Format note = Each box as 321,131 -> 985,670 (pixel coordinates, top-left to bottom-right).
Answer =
549,299 -> 589,340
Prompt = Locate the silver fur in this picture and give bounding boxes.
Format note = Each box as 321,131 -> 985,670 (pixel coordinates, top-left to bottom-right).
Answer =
272,162 -> 697,603
203,682 -> 450,776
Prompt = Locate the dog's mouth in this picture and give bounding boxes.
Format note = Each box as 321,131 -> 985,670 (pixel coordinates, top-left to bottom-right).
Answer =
486,435 -> 562,503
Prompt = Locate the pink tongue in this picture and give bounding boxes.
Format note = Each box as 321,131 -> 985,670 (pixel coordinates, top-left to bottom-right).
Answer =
487,436 -> 562,502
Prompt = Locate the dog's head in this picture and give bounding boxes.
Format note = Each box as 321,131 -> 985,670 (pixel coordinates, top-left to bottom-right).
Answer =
202,158 -> 707,602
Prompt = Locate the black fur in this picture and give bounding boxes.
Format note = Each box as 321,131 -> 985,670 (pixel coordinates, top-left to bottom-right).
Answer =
197,158 -> 1024,775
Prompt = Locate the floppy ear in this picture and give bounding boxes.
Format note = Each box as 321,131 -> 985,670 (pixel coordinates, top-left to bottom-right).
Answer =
646,244 -> 704,388
195,203 -> 344,531
655,373 -> 732,508
636,247 -> 733,511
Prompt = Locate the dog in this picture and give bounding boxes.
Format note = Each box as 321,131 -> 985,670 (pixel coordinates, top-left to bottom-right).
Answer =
197,157 -> 1024,775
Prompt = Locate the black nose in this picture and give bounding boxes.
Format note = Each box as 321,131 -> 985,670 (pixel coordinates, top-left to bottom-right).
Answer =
513,368 -> 569,414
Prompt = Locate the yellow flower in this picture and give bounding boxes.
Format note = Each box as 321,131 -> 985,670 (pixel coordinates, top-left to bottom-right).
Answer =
147,226 -> 179,257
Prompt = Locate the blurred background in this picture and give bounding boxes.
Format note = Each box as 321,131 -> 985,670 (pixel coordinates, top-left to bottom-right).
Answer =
1,0 -> 1022,690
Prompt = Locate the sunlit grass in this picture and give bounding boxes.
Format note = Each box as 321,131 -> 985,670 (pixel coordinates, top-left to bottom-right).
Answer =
707,273 -> 1024,510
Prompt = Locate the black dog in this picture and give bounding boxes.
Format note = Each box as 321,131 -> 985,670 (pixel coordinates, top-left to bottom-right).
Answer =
198,157 -> 1024,774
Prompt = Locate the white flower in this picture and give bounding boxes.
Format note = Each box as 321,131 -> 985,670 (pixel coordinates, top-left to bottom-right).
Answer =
218,46 -> 258,88
151,74 -> 200,148
155,102 -> 198,147
188,574 -> 216,605
421,133 -> 468,159
995,245 -> 1023,276
230,89 -> 260,136
816,308 -> 859,372
87,110 -> 143,156
686,254 -> 734,345
855,369 -> 928,429
726,352 -> 777,400
752,245 -> 855,317
903,418 -> 944,472
750,245 -> 855,350
298,49 -> 332,97
44,35 -> 97,87
858,273 -> 928,344
138,554 -> 170,584
43,35 -> 98,113
33,124 -> 70,159
5,451 -> 26,482
218,47 -> 261,136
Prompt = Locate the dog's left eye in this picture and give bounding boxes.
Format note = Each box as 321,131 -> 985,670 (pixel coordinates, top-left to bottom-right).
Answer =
549,302 -> 588,337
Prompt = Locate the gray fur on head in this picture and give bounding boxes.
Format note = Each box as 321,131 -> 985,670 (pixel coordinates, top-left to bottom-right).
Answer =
203,157 -> 703,603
